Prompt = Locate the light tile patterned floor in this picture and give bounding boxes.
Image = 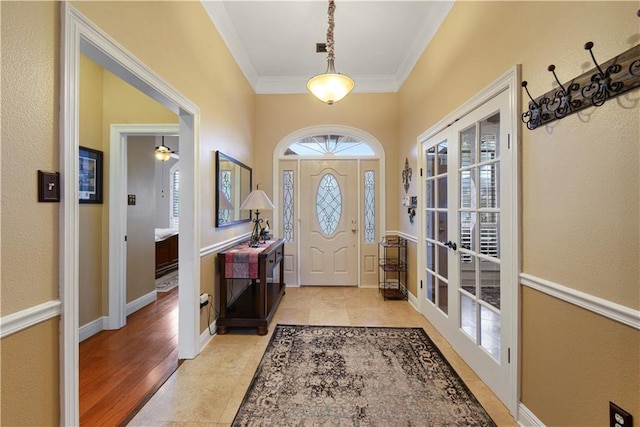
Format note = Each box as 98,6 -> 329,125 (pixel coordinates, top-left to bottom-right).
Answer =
128,287 -> 517,426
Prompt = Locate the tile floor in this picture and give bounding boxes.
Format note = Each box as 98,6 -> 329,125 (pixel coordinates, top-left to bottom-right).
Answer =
128,286 -> 517,426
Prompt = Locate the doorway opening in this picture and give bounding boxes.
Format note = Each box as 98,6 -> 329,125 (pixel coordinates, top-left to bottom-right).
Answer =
61,5 -> 201,424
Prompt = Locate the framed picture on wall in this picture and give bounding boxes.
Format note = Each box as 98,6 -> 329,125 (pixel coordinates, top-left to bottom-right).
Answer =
79,146 -> 103,204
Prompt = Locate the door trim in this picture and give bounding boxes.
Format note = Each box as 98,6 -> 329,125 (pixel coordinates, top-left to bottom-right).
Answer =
107,124 -> 180,330
416,66 -> 521,414
61,4 -> 201,424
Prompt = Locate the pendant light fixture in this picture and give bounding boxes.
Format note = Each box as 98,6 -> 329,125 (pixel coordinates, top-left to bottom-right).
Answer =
306,0 -> 354,105
155,136 -> 172,161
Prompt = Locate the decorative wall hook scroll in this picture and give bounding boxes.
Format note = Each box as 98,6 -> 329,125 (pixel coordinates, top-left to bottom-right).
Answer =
402,157 -> 412,194
521,42 -> 640,130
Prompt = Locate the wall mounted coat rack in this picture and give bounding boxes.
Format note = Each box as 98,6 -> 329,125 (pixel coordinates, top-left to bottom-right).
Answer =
522,42 -> 640,130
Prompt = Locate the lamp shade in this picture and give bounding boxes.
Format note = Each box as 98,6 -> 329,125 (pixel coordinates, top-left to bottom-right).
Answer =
307,73 -> 354,105
240,190 -> 275,211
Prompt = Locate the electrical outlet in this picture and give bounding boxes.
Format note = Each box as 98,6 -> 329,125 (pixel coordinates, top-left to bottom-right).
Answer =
199,293 -> 209,309
610,402 -> 633,427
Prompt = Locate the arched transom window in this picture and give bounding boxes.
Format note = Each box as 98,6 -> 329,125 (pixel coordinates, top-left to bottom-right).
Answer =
284,134 -> 375,156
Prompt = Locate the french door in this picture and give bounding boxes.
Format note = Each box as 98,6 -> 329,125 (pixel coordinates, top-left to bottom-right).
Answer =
419,87 -> 517,410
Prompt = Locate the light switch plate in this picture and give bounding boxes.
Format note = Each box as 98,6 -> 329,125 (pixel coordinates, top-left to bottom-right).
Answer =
38,170 -> 60,202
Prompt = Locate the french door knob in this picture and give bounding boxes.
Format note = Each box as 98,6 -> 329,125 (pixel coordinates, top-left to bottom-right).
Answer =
441,240 -> 457,251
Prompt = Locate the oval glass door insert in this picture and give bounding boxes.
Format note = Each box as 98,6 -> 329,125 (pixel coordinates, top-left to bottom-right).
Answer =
316,173 -> 342,235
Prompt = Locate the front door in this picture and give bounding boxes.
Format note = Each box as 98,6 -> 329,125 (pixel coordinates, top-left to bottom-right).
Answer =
300,160 -> 359,286
420,88 -> 515,408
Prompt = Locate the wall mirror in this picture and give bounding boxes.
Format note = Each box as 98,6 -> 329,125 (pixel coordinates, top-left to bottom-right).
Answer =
215,151 -> 252,228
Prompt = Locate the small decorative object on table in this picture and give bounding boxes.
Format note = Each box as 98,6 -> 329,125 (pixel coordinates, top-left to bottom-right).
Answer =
240,186 -> 275,247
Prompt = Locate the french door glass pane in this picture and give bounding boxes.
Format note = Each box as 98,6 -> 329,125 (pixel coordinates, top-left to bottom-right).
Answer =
437,142 -> 448,174
426,211 -> 435,239
437,211 -> 447,242
480,164 -> 499,208
460,256 -> 476,295
460,169 -> 475,208
426,272 -> 435,303
426,147 -> 435,176
480,260 -> 500,309
460,211 -> 476,252
426,242 -> 435,271
461,293 -> 477,341
437,278 -> 448,314
437,176 -> 448,208
480,113 -> 500,161
480,305 -> 501,362
438,245 -> 449,280
426,180 -> 434,208
460,125 -> 476,167
480,212 -> 500,258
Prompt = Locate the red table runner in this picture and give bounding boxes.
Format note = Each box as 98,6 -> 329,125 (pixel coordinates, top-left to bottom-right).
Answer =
224,240 -> 275,279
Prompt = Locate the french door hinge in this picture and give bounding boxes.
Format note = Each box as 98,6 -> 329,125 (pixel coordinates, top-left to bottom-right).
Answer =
420,279 -> 423,289
508,347 -> 511,363
508,133 -> 511,149
420,168 -> 423,177
124,235 -> 127,242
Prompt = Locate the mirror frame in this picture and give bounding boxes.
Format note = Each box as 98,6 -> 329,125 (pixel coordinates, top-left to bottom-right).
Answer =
215,151 -> 252,228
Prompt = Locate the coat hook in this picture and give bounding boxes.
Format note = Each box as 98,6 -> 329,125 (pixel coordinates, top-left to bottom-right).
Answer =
584,42 -> 606,78
546,64 -> 581,118
582,41 -> 623,107
521,81 -> 547,130
548,65 -> 568,93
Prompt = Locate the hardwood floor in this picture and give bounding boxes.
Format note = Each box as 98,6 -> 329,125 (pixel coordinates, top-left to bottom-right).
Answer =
79,287 -> 179,426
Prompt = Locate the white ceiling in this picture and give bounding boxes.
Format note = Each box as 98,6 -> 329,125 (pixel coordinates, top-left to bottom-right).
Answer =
202,1 -> 454,94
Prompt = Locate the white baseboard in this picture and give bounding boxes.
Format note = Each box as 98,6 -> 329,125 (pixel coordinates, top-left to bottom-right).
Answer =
408,291 -> 419,312
126,290 -> 157,317
518,403 -> 545,427
79,316 -> 107,342
200,321 -> 217,351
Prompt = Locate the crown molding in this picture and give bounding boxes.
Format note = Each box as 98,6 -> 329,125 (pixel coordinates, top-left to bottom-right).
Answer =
201,1 -> 259,88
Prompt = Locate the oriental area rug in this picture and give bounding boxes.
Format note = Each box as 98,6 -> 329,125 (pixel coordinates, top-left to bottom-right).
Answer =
155,270 -> 179,292
232,324 -> 496,426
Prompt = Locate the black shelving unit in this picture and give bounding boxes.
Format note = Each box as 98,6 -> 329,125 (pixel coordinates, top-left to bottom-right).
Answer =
378,236 -> 408,300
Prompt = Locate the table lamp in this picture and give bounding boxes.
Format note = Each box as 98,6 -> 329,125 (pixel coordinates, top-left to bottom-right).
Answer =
240,187 -> 275,247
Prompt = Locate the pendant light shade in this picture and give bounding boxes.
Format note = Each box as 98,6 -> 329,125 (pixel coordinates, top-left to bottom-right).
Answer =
307,60 -> 355,105
307,0 -> 354,105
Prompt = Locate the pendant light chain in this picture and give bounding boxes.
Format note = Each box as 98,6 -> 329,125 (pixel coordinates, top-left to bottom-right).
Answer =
326,0 -> 336,67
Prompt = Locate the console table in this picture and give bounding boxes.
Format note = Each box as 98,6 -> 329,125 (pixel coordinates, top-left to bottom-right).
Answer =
217,238 -> 285,335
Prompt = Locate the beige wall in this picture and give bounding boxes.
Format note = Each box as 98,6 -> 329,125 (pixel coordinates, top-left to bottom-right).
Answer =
522,287 -> 639,426
1,1 -> 60,316
398,1 -> 639,425
1,3 -> 61,424
0,319 -> 60,426
126,136 -> 157,303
